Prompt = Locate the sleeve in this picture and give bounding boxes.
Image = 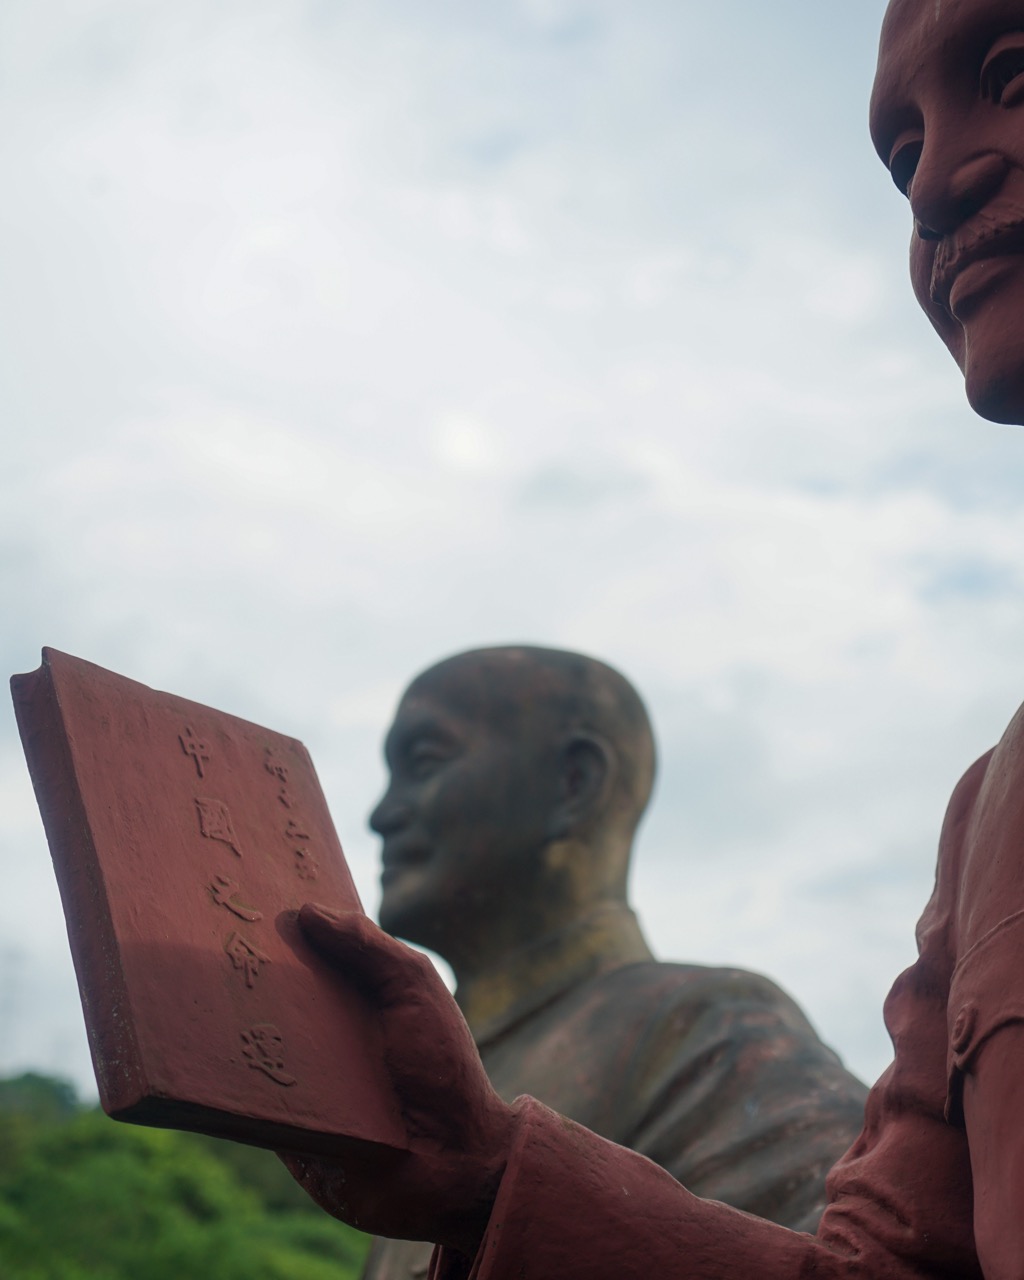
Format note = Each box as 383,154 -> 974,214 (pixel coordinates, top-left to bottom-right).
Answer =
941,732 -> 1024,1124
429,1095 -> 946,1280
946,907 -> 1024,1123
813,754 -> 986,1280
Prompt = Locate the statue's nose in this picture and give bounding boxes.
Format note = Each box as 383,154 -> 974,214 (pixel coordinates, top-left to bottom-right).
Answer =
369,791 -> 412,836
912,150 -> 1010,240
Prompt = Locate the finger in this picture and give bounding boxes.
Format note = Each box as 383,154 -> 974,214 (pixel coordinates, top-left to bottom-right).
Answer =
297,903 -> 436,1005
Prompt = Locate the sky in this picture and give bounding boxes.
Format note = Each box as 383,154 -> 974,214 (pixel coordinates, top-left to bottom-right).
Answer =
4,0 -> 1024,1098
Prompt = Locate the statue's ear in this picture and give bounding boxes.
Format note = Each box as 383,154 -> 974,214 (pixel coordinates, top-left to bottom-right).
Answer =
546,732 -> 615,840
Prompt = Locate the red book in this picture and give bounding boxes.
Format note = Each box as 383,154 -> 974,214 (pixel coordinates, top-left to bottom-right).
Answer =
11,648 -> 406,1158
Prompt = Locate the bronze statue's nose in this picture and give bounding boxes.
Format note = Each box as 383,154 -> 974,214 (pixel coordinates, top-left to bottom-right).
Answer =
370,794 -> 413,835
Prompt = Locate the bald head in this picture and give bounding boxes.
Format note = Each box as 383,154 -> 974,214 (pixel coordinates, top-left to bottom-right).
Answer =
371,646 -> 656,968
406,646 -> 656,828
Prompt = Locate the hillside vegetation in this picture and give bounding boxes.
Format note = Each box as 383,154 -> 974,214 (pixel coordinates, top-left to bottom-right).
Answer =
0,1073 -> 371,1280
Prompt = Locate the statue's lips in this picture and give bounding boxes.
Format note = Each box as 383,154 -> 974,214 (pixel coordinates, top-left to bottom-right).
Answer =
380,846 -> 431,887
931,214 -> 1024,313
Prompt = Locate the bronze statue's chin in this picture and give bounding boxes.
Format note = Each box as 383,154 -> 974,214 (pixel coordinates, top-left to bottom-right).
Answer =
377,890 -> 416,936
377,887 -> 438,948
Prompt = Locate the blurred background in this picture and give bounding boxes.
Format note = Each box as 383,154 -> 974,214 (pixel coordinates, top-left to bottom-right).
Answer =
3,0 -> 1023,1101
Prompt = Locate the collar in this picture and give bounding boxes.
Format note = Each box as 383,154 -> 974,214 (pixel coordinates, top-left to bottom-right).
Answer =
457,902 -> 654,1048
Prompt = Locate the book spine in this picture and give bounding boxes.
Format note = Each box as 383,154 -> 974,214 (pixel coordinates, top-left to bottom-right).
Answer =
10,658 -> 146,1114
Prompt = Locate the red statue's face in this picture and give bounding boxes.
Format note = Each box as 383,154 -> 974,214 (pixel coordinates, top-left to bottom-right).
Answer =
871,0 -> 1024,423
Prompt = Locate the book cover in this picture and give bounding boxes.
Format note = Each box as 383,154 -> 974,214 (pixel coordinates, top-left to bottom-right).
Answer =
11,648 -> 407,1158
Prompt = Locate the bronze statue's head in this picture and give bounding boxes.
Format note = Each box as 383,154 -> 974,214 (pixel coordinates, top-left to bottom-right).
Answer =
370,646 -> 656,971
872,0 -> 1024,423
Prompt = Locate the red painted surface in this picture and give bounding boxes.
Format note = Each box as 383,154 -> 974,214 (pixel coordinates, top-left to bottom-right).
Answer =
11,648 -> 407,1158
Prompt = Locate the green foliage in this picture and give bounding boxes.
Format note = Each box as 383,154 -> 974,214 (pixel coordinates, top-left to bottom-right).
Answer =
0,1074 -> 371,1280
188,1132 -> 329,1215
0,1073 -> 79,1123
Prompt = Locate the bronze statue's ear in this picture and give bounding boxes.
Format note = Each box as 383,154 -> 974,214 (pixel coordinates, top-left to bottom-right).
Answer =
546,732 -> 616,840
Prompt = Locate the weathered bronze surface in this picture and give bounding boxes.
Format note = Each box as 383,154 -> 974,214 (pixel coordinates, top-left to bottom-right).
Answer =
361,646 -> 867,1279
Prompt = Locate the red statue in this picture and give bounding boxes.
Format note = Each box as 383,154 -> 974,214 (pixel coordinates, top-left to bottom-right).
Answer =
283,2 -> 1024,1276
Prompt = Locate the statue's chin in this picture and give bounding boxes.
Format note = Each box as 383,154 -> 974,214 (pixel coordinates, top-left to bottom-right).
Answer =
377,897 -> 413,941
956,304 -> 1024,425
963,363 -> 1024,426
378,895 -> 435,949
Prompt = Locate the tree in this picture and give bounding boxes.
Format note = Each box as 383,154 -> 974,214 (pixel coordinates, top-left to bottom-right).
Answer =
0,1073 -> 370,1280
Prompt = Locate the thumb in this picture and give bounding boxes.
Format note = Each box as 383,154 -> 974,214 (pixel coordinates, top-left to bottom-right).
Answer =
297,904 -> 437,1007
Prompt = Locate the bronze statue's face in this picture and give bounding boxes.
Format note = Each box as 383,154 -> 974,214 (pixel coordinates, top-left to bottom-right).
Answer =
371,674 -> 556,954
872,0 -> 1024,422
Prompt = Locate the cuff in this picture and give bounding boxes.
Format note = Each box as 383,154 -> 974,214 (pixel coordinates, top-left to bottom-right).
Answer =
428,1095 -> 540,1280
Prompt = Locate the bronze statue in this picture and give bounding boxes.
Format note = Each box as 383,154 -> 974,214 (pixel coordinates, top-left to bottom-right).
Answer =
361,647 -> 867,1279
280,2 -> 1024,1276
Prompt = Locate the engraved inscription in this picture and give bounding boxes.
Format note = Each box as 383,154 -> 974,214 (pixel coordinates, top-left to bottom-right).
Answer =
195,798 -> 243,857
284,819 -> 318,878
264,750 -> 288,784
224,931 -> 270,987
265,750 -> 293,807
293,848 -> 320,881
265,747 -> 321,871
241,1024 -> 297,1086
210,875 -> 262,922
179,726 -> 210,778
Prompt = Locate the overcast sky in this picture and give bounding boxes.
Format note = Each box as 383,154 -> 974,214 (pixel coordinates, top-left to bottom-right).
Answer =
4,0 -> 1024,1097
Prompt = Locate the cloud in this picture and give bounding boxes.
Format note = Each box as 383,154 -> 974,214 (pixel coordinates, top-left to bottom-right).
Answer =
1,0 -> 1019,1098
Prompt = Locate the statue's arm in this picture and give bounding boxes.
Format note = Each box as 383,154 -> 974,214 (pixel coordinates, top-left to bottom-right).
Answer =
934,745 -> 1024,1279
423,1041 -> 980,1280
963,1024 -> 1024,1280
427,1091 -> 951,1280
